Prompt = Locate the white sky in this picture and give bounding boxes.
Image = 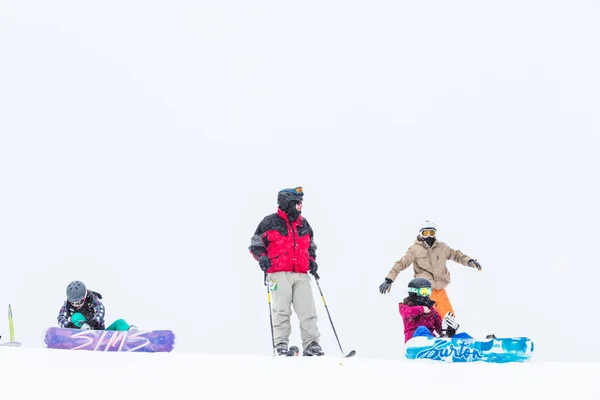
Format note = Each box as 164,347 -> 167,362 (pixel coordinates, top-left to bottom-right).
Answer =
1,1 -> 599,361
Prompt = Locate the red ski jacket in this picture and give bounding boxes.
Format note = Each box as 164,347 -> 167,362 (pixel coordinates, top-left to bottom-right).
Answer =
249,208 -> 317,274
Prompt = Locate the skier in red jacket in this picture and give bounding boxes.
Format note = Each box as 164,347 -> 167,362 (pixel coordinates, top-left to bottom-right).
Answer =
249,187 -> 323,356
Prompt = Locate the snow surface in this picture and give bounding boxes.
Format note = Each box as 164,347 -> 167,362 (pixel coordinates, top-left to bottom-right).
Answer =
1,345 -> 599,399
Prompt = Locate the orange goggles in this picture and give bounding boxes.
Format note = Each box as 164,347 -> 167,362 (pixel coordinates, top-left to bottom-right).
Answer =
420,229 -> 436,238
408,287 -> 432,297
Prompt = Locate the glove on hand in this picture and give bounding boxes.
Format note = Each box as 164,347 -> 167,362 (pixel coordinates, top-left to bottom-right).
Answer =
441,312 -> 459,337
379,278 -> 393,294
309,260 -> 320,280
258,256 -> 271,272
468,259 -> 482,271
80,323 -> 91,330
88,319 -> 100,329
442,312 -> 460,330
64,321 -> 76,329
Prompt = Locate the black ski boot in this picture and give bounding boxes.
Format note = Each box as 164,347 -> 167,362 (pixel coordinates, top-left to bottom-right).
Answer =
302,341 -> 324,356
275,342 -> 288,356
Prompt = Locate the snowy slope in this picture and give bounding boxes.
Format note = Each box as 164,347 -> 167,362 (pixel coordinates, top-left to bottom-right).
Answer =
2,346 -> 599,399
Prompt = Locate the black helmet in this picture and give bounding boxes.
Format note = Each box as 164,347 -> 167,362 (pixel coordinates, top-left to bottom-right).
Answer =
277,187 -> 304,214
408,277 -> 433,306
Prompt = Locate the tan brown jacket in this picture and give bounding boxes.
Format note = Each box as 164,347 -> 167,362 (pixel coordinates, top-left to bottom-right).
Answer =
386,236 -> 472,290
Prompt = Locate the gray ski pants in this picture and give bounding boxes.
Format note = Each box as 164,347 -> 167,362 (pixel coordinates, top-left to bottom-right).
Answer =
269,272 -> 320,349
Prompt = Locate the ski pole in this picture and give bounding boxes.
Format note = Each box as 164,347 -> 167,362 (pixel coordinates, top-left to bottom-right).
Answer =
314,278 -> 345,356
264,272 -> 276,357
8,304 -> 15,342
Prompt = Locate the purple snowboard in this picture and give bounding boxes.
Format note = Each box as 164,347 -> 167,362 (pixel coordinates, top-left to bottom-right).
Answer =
42,327 -> 175,353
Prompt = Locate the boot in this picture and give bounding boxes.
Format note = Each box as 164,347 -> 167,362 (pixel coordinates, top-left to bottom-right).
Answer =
302,341 -> 324,356
275,342 -> 288,356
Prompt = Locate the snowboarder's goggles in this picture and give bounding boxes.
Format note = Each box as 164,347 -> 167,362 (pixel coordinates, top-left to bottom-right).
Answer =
279,187 -> 303,196
71,297 -> 86,307
420,229 -> 436,237
408,287 -> 432,297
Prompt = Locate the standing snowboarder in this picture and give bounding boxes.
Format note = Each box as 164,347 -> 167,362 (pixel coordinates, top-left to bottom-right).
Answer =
378,220 -> 482,319
249,187 -> 324,356
57,280 -> 138,331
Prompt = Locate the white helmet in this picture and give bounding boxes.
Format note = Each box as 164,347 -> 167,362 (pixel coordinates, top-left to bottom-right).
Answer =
420,220 -> 436,232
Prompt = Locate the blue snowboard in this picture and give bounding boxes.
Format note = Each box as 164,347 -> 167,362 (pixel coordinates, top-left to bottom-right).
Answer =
405,335 -> 534,363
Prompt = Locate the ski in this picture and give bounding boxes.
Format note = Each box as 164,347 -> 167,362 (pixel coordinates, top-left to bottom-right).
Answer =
283,345 -> 355,357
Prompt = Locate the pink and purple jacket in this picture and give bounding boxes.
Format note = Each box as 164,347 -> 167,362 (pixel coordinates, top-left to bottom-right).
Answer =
399,303 -> 443,343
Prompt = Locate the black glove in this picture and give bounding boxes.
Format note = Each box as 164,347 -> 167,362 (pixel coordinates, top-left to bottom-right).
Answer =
87,319 -> 100,329
309,260 -> 319,280
379,278 -> 393,294
64,321 -> 76,329
258,256 -> 271,272
468,259 -> 482,271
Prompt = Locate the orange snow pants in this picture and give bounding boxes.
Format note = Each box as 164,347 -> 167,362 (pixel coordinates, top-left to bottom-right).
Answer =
431,288 -> 455,318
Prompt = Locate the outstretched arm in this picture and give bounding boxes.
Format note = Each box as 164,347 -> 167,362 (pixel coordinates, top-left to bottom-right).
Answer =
446,244 -> 482,270
446,244 -> 471,266
386,248 -> 416,282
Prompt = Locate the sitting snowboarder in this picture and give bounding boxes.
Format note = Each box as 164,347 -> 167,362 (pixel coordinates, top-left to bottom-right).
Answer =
57,280 -> 138,331
399,277 -> 470,342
